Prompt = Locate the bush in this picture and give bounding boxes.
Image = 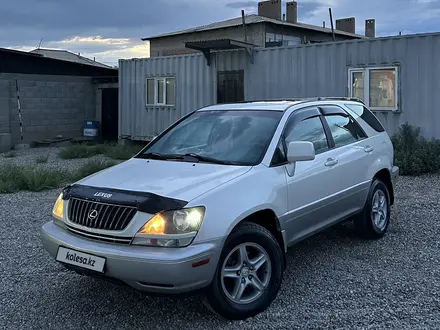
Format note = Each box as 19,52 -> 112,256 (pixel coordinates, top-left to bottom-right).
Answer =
20,168 -> 66,192
0,164 -> 23,193
391,122 -> 440,176
104,145 -> 141,160
0,164 -> 67,193
70,159 -> 117,182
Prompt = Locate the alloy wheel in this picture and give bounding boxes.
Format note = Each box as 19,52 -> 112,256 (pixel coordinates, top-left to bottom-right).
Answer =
220,242 -> 272,305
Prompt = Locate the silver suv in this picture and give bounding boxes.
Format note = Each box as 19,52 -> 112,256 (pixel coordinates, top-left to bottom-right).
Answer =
40,98 -> 399,320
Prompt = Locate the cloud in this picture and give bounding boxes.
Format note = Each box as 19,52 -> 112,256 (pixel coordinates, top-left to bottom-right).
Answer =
7,36 -> 150,67
1,0 -> 440,66
59,36 -> 131,46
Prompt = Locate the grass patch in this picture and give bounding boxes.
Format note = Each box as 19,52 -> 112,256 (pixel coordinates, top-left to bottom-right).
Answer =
58,142 -> 144,161
3,151 -> 17,158
35,155 -> 49,164
0,164 -> 67,193
103,144 -> 142,160
0,159 -> 119,193
58,143 -> 102,159
70,159 -> 118,182
391,122 -> 440,176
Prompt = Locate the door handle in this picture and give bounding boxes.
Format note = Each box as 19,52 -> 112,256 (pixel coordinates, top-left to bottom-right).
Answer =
364,145 -> 374,153
324,158 -> 338,167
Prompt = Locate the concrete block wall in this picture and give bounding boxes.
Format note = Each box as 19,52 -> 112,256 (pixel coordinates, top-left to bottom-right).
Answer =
0,78 -> 11,151
0,73 -> 96,145
0,78 -> 10,134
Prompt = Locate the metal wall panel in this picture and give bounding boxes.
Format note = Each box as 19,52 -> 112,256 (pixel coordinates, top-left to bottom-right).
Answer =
247,33 -> 440,138
119,50 -> 247,140
120,32 -> 440,140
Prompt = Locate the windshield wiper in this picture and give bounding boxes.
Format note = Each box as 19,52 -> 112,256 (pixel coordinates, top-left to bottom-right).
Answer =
183,153 -> 239,165
137,152 -> 183,160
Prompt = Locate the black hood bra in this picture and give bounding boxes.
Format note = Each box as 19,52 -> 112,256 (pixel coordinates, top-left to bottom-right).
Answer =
62,184 -> 188,215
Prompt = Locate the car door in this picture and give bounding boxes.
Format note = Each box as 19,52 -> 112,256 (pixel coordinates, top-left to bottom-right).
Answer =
318,105 -> 373,221
274,107 -> 345,245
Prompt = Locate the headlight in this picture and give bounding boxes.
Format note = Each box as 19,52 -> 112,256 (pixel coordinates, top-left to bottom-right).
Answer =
52,193 -> 64,219
131,207 -> 205,247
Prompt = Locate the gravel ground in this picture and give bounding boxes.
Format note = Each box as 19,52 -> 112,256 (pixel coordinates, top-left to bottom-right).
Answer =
1,150 -> 440,329
0,146 -> 120,173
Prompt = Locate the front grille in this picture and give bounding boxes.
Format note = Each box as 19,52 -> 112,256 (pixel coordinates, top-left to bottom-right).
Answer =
66,225 -> 132,244
67,197 -> 137,231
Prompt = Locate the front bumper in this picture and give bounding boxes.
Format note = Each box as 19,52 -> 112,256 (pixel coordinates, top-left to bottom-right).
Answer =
40,220 -> 223,294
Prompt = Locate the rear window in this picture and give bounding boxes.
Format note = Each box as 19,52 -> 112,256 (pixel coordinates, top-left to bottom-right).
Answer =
344,103 -> 385,132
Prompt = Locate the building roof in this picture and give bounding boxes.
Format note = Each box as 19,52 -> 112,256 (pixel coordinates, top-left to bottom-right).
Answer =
29,48 -> 112,69
0,47 -> 117,77
142,14 -> 366,41
0,47 -> 42,57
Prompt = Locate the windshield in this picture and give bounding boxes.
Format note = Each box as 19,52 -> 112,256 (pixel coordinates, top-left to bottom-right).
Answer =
137,110 -> 283,165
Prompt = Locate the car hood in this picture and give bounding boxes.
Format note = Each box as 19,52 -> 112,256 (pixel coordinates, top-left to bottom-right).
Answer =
76,158 -> 252,202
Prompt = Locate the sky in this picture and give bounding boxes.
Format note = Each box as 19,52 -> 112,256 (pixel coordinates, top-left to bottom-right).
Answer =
1,0 -> 439,66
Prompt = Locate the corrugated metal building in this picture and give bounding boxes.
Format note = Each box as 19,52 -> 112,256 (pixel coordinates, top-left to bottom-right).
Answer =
119,32 -> 440,141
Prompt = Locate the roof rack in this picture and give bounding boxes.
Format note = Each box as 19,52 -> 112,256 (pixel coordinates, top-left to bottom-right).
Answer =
242,97 -> 365,104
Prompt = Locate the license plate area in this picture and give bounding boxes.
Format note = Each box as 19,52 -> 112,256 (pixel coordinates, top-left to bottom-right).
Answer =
56,246 -> 106,273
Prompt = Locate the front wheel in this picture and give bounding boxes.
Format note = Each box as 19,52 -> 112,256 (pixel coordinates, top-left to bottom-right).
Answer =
202,222 -> 284,320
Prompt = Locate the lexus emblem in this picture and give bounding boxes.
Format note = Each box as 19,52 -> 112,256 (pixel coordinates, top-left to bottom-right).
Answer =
88,209 -> 99,220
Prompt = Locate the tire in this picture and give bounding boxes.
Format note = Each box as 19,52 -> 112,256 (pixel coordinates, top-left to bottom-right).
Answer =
354,178 -> 391,239
202,222 -> 284,320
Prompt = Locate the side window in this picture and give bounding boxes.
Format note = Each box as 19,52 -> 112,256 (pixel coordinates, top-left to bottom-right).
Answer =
344,103 -> 385,132
324,115 -> 366,148
271,139 -> 287,165
284,116 -> 330,155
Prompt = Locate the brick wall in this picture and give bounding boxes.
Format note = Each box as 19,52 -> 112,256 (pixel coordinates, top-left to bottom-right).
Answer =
0,73 -> 96,145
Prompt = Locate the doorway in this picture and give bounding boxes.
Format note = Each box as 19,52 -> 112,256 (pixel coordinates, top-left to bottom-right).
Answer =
217,70 -> 244,104
101,88 -> 118,141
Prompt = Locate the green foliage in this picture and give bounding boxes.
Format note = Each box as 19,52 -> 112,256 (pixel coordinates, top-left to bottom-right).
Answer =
0,158 -> 118,194
0,164 -> 67,193
391,122 -> 440,176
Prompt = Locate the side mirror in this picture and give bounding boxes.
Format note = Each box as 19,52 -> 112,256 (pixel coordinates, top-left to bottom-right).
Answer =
287,141 -> 316,163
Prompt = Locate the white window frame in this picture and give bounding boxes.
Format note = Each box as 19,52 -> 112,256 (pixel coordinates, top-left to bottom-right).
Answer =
146,76 -> 175,106
348,66 -> 399,111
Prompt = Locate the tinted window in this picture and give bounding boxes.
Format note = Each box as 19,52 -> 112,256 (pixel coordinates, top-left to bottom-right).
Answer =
141,110 -> 283,165
284,116 -> 329,155
344,103 -> 385,132
324,115 -> 366,148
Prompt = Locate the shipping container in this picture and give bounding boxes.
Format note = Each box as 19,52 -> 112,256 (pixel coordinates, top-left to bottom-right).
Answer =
119,32 -> 440,141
